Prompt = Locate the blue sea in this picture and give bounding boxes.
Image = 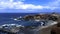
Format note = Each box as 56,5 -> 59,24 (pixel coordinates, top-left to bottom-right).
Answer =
0,13 -> 39,25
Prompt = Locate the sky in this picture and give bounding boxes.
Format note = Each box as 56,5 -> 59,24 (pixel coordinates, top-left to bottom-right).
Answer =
0,0 -> 60,13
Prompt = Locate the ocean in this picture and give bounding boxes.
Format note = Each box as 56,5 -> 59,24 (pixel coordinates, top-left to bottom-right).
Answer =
0,13 -> 37,25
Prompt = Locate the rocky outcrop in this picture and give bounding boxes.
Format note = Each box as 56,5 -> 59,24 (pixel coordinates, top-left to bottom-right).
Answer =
12,13 -> 60,23
23,14 -> 48,21
23,13 -> 60,21
23,15 -> 34,21
48,13 -> 60,21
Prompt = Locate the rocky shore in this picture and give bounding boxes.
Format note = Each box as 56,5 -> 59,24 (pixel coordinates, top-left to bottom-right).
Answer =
0,13 -> 60,34
14,13 -> 60,22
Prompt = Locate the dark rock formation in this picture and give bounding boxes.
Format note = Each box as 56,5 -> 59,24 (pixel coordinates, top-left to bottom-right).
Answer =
48,14 -> 60,21
20,13 -> 60,21
23,15 -> 34,21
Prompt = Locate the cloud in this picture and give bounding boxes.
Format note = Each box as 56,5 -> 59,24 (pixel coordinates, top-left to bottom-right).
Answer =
0,0 -> 60,11
0,1 -> 48,9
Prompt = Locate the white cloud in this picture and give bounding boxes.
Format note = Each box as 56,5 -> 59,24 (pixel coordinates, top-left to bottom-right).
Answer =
0,1 -> 46,9
0,0 -> 60,10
